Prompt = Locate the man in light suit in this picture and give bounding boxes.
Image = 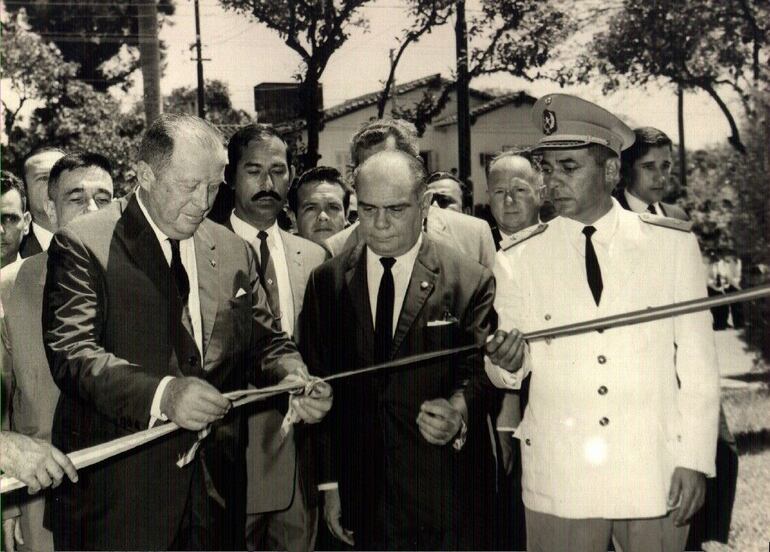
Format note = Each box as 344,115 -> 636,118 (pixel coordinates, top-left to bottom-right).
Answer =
3,152 -> 114,552
18,148 -> 65,259
488,95 -> 719,552
301,150 -> 497,550
324,119 -> 496,270
222,123 -> 328,552
41,115 -> 332,550
615,126 -> 738,550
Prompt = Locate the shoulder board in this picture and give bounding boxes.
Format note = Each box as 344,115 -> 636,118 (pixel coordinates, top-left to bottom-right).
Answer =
639,212 -> 693,232
501,223 -> 549,252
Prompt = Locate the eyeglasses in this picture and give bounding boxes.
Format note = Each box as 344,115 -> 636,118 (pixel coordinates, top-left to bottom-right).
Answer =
431,193 -> 457,209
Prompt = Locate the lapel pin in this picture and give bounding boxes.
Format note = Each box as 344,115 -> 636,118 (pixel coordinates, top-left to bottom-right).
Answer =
210,259 -> 216,267
420,281 -> 429,290
267,278 -> 274,286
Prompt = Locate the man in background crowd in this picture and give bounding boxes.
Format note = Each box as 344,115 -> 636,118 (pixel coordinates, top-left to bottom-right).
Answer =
615,127 -> 687,219
18,148 -> 65,258
425,171 -> 466,213
485,152 -> 543,251
288,166 -> 350,247
1,173 -> 31,276
324,118 -> 496,270
2,152 -> 115,552
223,123 -> 328,552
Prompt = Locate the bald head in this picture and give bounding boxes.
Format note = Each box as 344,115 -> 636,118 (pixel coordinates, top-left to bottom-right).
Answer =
354,150 -> 427,197
487,153 -> 543,235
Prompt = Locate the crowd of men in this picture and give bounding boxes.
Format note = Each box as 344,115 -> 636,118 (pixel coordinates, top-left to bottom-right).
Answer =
0,93 -> 736,552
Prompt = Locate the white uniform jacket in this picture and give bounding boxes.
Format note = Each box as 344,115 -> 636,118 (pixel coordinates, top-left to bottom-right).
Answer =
493,203 -> 719,519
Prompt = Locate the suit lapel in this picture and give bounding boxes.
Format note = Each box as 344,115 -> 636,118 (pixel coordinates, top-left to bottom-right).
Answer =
280,230 -> 303,329
195,223 -> 219,356
343,243 -> 375,366
390,239 -> 437,358
426,206 -> 451,245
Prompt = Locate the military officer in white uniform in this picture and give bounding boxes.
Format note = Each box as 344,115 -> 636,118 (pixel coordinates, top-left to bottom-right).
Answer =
485,94 -> 720,552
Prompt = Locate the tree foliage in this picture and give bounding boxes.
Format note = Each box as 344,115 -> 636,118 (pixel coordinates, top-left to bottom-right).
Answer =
563,0 -> 769,153
3,0 -> 175,92
164,79 -> 253,127
218,0 -> 371,170
2,18 -> 144,196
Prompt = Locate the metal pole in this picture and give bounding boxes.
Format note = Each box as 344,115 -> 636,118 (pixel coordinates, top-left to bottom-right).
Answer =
193,0 -> 206,119
455,0 -> 471,185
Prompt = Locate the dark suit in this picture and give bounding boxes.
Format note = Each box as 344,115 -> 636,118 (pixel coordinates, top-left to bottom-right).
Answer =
42,193 -> 304,550
614,190 -> 738,547
299,236 -> 496,550
18,227 -> 43,258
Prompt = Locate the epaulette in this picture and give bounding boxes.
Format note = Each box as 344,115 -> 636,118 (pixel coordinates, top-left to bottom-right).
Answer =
639,212 -> 693,232
501,223 -> 549,251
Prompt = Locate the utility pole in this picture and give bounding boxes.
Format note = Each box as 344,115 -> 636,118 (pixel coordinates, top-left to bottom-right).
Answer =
677,85 -> 687,190
192,0 -> 207,119
455,0 -> 471,186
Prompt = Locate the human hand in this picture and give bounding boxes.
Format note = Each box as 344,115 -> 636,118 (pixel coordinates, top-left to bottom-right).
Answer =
668,466 -> 706,526
3,517 -> 23,552
323,488 -> 354,546
484,329 -> 526,374
160,377 -> 231,431
283,372 -> 333,424
416,398 -> 463,446
0,432 -> 78,494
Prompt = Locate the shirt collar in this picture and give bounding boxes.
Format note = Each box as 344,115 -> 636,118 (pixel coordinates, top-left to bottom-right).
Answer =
32,222 -> 54,250
560,201 -> 619,247
366,233 -> 423,272
136,190 -> 171,245
229,212 -> 281,244
624,189 -> 655,213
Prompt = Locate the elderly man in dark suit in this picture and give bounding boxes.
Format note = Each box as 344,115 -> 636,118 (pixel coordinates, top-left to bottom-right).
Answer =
41,114 -> 332,551
300,150 -> 497,550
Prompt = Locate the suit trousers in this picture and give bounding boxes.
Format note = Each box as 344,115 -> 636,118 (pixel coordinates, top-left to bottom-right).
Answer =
525,507 -> 690,552
245,466 -> 318,552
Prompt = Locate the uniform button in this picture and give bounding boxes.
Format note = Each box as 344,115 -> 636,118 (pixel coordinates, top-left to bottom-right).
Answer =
597,355 -> 607,364
545,337 -> 552,345
525,438 -> 531,446
598,386 -> 608,395
544,314 -> 551,321
597,328 -> 604,334
599,417 -> 610,426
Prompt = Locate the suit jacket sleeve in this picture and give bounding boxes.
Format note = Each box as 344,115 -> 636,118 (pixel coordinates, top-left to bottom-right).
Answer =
460,265 -> 498,432
42,228 -> 162,429
477,221 -> 497,271
296,270 -> 337,484
673,233 -> 720,476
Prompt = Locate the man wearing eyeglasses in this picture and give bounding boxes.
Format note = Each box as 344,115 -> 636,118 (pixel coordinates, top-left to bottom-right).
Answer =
426,171 -> 467,214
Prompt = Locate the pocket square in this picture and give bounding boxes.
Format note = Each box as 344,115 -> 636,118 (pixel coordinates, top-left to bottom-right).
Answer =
427,319 -> 455,327
235,288 -> 247,298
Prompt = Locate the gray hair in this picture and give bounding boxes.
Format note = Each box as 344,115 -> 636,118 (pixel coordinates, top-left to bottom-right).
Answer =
487,150 -> 543,191
138,114 -> 225,176
349,118 -> 420,167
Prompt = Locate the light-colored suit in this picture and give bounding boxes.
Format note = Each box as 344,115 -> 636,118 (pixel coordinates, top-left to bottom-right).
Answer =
4,253 -> 56,551
244,229 -> 327,515
325,206 -> 496,270
493,203 -> 719,519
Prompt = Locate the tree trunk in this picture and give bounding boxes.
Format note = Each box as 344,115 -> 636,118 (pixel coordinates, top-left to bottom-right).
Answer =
455,0 -> 471,185
137,0 -> 162,125
301,75 -> 321,170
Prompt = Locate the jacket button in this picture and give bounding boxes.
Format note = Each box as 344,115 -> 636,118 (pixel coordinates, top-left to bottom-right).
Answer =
544,314 -> 551,321
597,355 -> 607,364
188,355 -> 197,366
525,438 -> 531,446
599,417 -> 610,426
598,386 -> 608,395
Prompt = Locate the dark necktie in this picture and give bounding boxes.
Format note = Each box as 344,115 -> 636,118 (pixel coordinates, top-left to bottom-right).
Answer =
582,226 -> 603,306
257,231 -> 281,326
374,257 -> 396,361
168,238 -> 190,304
647,203 -> 657,215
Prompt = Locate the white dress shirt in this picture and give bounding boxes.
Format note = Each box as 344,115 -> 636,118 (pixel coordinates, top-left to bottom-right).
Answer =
136,192 -> 203,425
230,213 -> 295,336
624,189 -> 660,214
32,222 -> 54,251
366,234 -> 423,334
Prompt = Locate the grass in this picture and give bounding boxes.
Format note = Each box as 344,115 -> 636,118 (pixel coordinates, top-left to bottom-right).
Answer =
703,380 -> 770,551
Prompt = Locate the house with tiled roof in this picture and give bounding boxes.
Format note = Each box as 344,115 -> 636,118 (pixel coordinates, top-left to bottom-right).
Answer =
254,74 -> 540,205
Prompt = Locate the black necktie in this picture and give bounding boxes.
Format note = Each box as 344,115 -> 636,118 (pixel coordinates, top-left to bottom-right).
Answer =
168,238 -> 190,304
582,226 -> 603,306
257,231 -> 281,326
647,203 -> 657,215
374,257 -> 396,361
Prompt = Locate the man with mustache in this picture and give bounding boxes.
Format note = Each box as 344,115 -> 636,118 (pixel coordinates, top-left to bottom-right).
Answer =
222,123 -> 329,552
288,166 -> 350,247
